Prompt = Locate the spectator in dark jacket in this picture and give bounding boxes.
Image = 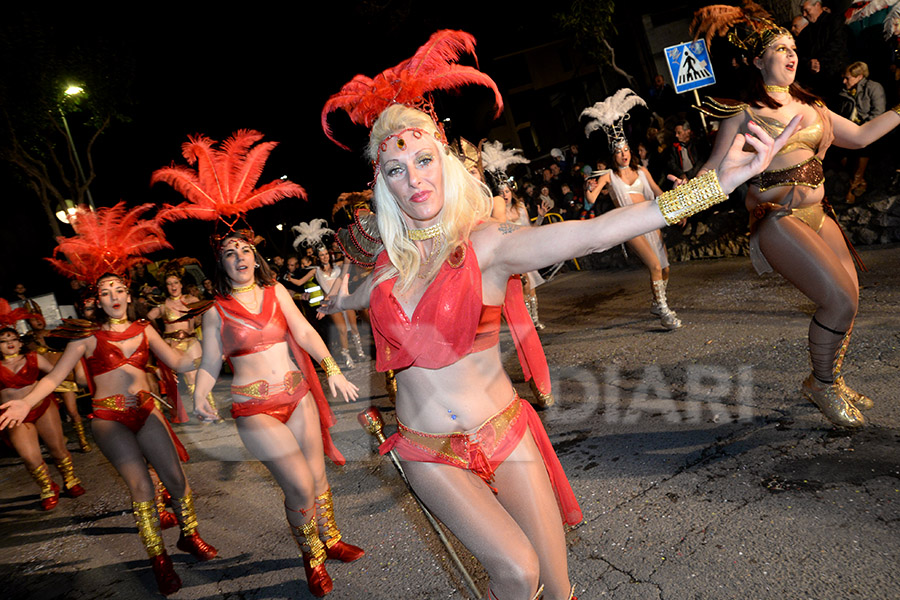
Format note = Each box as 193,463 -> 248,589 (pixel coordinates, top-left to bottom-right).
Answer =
838,61 -> 887,202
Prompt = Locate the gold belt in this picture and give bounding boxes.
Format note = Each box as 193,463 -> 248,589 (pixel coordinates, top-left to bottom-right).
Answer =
397,395 -> 522,466
231,371 -> 305,400
92,390 -> 153,411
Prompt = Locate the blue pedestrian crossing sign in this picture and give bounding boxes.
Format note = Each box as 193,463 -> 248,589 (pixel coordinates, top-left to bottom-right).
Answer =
664,40 -> 716,94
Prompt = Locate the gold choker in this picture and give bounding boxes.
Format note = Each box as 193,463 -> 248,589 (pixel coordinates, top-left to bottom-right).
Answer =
765,85 -> 790,94
108,317 -> 129,325
408,224 -> 442,241
232,282 -> 256,294
3,353 -> 21,360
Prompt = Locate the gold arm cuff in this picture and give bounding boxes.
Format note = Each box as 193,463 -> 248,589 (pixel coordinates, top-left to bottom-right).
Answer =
320,356 -> 341,378
656,170 -> 728,226
892,104 -> 900,117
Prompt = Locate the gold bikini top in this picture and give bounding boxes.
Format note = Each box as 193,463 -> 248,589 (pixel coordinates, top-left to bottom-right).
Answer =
748,109 -> 823,155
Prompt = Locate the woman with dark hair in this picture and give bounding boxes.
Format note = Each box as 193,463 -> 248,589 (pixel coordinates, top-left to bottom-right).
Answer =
315,245 -> 365,367
694,5 -> 900,427
192,232 -> 362,597
0,204 -> 217,596
0,325 -> 86,510
321,30 -> 798,600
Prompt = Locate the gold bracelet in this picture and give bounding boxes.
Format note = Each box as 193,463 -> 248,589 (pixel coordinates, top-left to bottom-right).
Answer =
892,103 -> 900,117
320,356 -> 342,378
656,169 -> 728,226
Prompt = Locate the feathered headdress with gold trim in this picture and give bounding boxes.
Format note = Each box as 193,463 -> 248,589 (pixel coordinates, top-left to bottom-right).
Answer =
321,29 -> 503,150
691,1 -> 789,58
47,202 -> 171,286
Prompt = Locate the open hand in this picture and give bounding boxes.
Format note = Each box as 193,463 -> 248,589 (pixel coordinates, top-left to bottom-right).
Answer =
716,115 -> 803,194
0,400 -> 30,430
328,373 -> 360,402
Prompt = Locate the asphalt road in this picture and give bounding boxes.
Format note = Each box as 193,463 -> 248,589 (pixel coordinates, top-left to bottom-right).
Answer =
2,245 -> 898,600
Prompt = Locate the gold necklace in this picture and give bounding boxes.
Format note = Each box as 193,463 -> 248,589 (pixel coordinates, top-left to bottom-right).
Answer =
170,295 -> 182,301
234,287 -> 259,311
232,282 -> 256,294
408,224 -> 442,241
108,317 -> 129,325
3,353 -> 21,361
416,233 -> 444,279
765,84 -> 790,94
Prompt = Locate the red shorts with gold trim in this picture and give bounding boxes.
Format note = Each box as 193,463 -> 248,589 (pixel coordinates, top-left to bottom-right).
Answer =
230,371 -> 309,424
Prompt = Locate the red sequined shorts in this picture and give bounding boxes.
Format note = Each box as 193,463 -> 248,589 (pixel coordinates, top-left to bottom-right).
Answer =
230,371 -> 309,424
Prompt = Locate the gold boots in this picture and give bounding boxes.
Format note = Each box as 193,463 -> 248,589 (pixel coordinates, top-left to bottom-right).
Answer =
834,327 -> 874,411
55,455 -> 85,497
171,491 -> 218,561
133,500 -> 181,596
29,463 -> 59,511
72,420 -> 92,452
801,373 -> 865,428
315,488 -> 364,563
289,510 -> 333,597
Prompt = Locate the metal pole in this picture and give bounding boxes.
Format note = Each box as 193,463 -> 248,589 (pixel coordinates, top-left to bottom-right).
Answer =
59,109 -> 96,210
358,407 -> 482,599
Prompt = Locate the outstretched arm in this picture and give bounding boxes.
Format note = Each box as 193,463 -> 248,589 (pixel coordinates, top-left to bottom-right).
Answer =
193,308 -> 224,421
0,339 -> 91,429
481,116 -> 803,278
831,107 -> 900,149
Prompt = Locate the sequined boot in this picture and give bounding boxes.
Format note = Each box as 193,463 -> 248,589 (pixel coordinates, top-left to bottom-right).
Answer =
133,500 -> 181,596
29,463 -> 60,511
651,279 -> 682,330
55,455 -> 85,498
151,472 -> 178,529
801,373 -> 865,428
72,420 -> 92,452
289,507 -> 333,597
340,348 -> 355,370
834,326 -> 874,411
349,332 -> 366,360
315,487 -> 364,563
804,318 -> 865,427
385,370 -> 397,405
529,378 -> 555,408
172,491 -> 218,561
526,295 -> 545,330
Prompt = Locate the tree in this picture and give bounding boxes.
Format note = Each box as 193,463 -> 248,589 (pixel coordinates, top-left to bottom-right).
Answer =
556,0 -> 637,86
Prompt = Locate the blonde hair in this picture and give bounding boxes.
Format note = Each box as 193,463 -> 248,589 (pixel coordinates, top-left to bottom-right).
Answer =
367,104 -> 493,293
845,61 -> 869,79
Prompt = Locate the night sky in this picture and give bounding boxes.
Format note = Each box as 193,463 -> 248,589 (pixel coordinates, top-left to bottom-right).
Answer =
0,2 -> 646,297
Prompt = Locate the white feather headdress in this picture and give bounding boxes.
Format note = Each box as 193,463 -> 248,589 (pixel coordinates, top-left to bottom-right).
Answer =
481,140 -> 530,191
292,219 -> 334,250
580,88 -> 647,151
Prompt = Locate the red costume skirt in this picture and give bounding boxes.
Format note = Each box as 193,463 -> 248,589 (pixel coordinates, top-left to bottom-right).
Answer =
91,390 -> 189,462
230,371 -> 309,424
380,395 -> 583,527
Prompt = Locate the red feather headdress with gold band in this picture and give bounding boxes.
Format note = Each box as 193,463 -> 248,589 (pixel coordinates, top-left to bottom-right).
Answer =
691,1 -> 790,59
0,306 -> 42,330
47,202 -> 171,287
151,129 -> 306,249
321,29 -> 503,152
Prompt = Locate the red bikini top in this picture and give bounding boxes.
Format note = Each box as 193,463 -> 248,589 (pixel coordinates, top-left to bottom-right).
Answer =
370,242 -> 502,371
85,321 -> 151,377
215,285 -> 289,357
0,353 -> 39,389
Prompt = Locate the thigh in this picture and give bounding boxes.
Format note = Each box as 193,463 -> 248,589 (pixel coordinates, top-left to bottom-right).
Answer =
33,404 -> 68,458
757,214 -> 858,312
625,234 -> 662,273
817,218 -> 859,290
92,418 -> 155,500
494,431 -> 571,598
283,394 -> 327,489
7,423 -> 42,468
135,411 -> 187,496
236,413 -> 315,505
404,459 -> 539,583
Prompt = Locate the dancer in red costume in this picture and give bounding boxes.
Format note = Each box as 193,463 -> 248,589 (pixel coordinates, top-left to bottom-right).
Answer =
321,30 -> 803,600
152,130 -> 362,598
0,322 -> 86,511
0,203 -> 217,597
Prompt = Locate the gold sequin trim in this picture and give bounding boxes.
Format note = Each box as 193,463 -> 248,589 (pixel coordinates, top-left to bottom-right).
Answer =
656,170 -> 727,226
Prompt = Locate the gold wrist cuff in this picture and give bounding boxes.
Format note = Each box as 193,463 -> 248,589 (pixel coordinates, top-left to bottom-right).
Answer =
320,356 -> 342,378
656,169 -> 728,225
892,104 -> 900,117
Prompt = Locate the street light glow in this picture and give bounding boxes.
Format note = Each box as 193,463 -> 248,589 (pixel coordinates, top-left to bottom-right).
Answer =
64,85 -> 84,96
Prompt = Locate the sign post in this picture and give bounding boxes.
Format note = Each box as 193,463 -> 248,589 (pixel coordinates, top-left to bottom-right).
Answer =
664,39 -> 717,132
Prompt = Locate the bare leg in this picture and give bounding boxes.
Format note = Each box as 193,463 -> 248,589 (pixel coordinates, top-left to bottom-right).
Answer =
627,233 -> 680,329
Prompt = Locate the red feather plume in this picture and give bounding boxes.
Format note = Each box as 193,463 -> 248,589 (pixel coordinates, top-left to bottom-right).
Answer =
47,202 -> 171,284
322,30 -> 504,149
0,306 -> 41,328
151,129 -> 306,225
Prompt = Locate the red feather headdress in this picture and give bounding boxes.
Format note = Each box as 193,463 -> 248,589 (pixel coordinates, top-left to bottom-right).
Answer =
47,202 -> 171,286
151,130 -> 306,239
321,29 -> 504,150
692,1 -> 790,58
0,306 -> 41,329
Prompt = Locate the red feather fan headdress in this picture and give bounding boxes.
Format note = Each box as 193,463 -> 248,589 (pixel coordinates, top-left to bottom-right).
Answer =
151,129 -> 306,245
0,306 -> 41,329
321,29 -> 504,150
47,202 -> 171,287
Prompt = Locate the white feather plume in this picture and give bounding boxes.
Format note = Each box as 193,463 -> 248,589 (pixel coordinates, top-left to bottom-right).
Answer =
291,218 -> 334,250
481,140 -> 531,175
580,88 -> 647,137
884,3 -> 900,38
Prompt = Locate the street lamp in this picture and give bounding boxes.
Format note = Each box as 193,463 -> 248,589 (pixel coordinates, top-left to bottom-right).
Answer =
60,84 -> 96,210
55,199 -> 78,224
